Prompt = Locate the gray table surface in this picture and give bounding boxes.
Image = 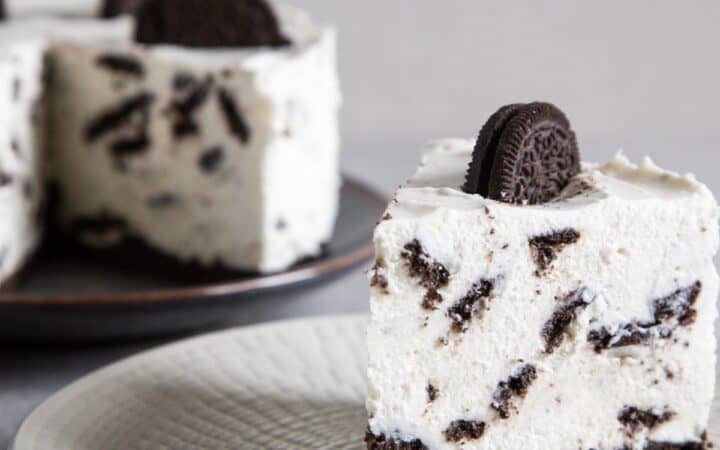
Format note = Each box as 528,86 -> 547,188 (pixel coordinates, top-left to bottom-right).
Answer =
2,0 -> 719,447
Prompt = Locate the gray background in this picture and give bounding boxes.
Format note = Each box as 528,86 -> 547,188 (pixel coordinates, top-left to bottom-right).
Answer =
2,0 -> 719,447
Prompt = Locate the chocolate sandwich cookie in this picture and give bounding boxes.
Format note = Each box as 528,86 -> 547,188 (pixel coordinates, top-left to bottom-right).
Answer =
463,103 -> 523,197
101,0 -> 146,18
464,102 -> 580,205
135,0 -> 291,48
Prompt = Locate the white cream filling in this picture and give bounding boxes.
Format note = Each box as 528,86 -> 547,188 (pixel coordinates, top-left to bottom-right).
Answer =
368,139 -> 719,449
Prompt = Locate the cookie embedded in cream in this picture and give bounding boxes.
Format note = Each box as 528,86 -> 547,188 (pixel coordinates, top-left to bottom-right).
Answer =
366,103 -> 718,450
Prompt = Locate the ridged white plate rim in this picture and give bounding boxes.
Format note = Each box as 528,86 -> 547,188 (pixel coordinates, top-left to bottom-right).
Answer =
11,315 -> 720,450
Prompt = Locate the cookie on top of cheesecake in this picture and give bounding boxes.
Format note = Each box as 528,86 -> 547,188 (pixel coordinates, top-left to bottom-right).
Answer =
367,102 -> 717,450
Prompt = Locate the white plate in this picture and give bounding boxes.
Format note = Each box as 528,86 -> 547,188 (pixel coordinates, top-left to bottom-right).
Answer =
13,316 -> 720,450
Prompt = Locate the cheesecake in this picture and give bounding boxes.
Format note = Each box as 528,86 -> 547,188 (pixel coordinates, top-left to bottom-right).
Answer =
0,0 -> 340,287
47,1 -> 340,272
366,103 -> 718,450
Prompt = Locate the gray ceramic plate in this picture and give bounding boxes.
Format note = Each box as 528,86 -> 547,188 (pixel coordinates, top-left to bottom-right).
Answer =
0,178 -> 385,342
11,316 -> 720,450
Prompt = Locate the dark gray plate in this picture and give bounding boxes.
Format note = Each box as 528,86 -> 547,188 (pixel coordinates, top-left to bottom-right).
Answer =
0,177 -> 385,342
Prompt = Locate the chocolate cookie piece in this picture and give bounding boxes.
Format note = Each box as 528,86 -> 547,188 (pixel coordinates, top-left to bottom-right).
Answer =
198,146 -> 225,172
587,321 -> 659,352
86,92 -> 155,141
101,0 -> 145,17
135,0 -> 291,48
463,102 -> 580,205
443,420 -> 486,442
171,75 -> 213,138
447,278 -> 495,333
96,53 -> 144,78
542,288 -> 595,353
401,239 -> 450,310
653,281 -> 701,326
463,103 -> 523,196
0,171 -> 12,187
529,228 -> 581,274
588,281 -> 702,353
491,364 -> 538,419
217,87 -> 251,143
618,406 -> 675,436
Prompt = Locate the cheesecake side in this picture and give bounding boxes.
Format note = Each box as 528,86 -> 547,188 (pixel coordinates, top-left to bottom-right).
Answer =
367,139 -> 718,450
44,4 -> 340,273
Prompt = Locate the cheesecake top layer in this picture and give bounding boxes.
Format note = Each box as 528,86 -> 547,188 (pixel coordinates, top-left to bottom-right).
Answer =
390,139 -> 716,219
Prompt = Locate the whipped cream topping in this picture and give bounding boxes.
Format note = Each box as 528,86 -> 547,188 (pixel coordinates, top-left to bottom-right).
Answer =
3,0 -> 103,18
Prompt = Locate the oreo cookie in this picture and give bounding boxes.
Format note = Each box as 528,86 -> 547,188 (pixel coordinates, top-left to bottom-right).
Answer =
463,103 -> 523,197
101,0 -> 145,17
135,0 -> 291,48
463,102 -> 580,205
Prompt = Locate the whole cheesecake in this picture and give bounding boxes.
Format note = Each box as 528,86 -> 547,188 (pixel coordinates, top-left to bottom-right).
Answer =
0,0 -> 341,287
366,103 -> 718,450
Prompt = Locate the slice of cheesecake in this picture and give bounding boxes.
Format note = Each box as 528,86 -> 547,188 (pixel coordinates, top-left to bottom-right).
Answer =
45,1 -> 340,273
366,103 -> 718,450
